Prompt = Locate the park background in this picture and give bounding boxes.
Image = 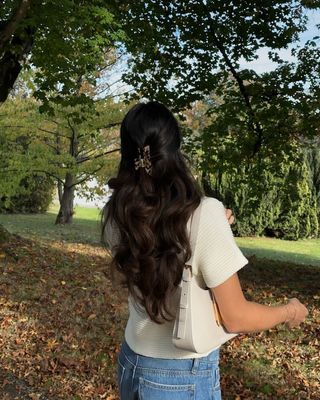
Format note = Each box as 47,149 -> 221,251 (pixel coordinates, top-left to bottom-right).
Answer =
0,1 -> 319,399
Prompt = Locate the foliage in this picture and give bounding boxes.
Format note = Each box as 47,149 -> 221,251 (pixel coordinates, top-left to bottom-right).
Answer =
305,144 -> 320,223
120,1 -> 308,108
0,97 -> 123,205
0,0 -> 125,107
200,153 -> 319,240
119,1 -> 320,170
0,174 -> 54,214
271,160 -> 319,240
0,97 -> 42,200
180,94 -> 319,240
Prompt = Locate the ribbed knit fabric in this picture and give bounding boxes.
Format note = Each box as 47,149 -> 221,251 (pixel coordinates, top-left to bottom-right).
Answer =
104,196 -> 248,359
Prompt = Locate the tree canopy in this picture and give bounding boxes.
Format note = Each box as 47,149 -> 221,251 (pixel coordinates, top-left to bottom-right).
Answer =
0,0 -> 124,108
118,0 -> 320,165
0,96 -> 123,222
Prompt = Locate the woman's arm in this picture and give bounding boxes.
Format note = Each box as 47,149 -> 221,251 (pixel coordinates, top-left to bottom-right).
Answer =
211,273 -> 308,333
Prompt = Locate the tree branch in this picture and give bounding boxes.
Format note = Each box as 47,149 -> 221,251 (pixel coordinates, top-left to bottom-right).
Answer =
0,168 -> 64,185
97,87 -> 135,101
37,127 -> 70,139
0,24 -> 34,102
32,170 -> 64,184
67,117 -> 78,157
0,0 -> 33,54
96,51 -> 126,73
76,147 -> 120,164
204,6 -> 264,153
94,77 -> 124,96
71,166 -> 104,188
40,139 -> 59,152
103,122 -> 122,129
77,148 -> 96,159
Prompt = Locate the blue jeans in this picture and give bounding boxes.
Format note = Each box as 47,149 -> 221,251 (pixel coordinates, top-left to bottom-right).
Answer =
117,340 -> 221,400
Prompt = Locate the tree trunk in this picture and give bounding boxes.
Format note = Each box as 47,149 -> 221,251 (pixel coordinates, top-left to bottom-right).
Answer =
57,180 -> 63,203
55,173 -> 75,225
0,26 -> 34,103
0,0 -> 33,53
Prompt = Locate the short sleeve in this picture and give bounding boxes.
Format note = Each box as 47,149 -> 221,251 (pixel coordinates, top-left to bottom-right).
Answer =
194,197 -> 248,288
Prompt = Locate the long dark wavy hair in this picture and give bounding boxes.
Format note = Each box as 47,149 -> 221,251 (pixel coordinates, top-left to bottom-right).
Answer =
101,101 -> 204,323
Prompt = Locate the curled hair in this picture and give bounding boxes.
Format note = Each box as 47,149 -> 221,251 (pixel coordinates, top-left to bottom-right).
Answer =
101,101 -> 203,323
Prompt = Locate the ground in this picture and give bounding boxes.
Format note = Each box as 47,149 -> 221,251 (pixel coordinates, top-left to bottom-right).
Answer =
0,210 -> 319,399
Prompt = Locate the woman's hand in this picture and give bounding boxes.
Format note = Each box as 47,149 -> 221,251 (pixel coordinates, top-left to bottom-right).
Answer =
285,298 -> 309,328
212,274 -> 309,334
225,208 -> 234,225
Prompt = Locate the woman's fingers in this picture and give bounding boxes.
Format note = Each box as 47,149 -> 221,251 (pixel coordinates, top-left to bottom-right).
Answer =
225,208 -> 235,225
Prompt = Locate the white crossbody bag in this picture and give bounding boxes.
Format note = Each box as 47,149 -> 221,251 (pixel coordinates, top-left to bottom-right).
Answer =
172,201 -> 238,353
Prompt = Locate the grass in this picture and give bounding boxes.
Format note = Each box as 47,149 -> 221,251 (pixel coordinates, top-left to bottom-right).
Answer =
0,204 -> 102,245
0,204 -> 319,267
236,237 -> 320,267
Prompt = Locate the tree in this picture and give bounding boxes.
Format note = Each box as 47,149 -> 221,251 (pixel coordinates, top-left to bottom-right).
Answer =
180,97 -> 320,239
305,144 -> 320,227
0,0 -> 125,106
0,1 -> 129,239
118,1 -> 319,164
48,101 -> 123,225
0,97 -> 124,224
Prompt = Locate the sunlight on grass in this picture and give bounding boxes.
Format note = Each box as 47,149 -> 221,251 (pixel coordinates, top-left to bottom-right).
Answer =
0,205 -> 103,245
48,203 -> 102,220
236,237 -> 320,267
1,205 -> 319,266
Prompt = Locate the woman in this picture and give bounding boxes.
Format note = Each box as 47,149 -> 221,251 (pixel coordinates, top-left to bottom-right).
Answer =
101,101 -> 308,400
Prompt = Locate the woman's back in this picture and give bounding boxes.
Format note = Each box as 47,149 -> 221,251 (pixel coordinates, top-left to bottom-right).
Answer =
105,196 -> 248,359
101,101 -> 308,399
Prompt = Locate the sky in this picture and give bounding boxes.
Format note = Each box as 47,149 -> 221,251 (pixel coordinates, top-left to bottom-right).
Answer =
240,9 -> 319,73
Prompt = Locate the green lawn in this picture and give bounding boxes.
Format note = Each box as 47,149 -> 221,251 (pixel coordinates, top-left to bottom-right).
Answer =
0,205 -> 319,266
236,237 -> 320,267
0,204 -> 102,245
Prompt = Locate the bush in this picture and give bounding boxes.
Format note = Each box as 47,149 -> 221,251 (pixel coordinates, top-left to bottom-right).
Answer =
206,153 -> 319,240
0,174 -> 54,213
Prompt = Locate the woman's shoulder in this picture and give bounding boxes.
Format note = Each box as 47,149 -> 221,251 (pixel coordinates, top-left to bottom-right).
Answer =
198,196 -> 232,235
201,196 -> 225,214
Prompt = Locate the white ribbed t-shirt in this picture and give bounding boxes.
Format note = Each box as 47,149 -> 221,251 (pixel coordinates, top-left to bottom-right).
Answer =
104,196 -> 248,359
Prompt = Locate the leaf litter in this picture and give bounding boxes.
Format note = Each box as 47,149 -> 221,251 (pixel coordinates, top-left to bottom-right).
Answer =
0,234 -> 319,399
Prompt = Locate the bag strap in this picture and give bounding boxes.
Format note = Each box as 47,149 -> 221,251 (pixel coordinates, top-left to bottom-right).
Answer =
176,200 -> 203,339
185,199 -> 203,268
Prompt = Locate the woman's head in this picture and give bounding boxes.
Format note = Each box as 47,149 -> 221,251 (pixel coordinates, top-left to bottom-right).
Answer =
114,101 -> 183,184
102,101 -> 203,323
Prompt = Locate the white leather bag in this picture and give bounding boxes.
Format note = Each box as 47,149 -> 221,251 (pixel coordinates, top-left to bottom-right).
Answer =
172,201 -> 238,353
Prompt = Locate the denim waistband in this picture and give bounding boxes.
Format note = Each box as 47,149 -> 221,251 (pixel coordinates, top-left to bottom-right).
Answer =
119,340 -> 220,372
